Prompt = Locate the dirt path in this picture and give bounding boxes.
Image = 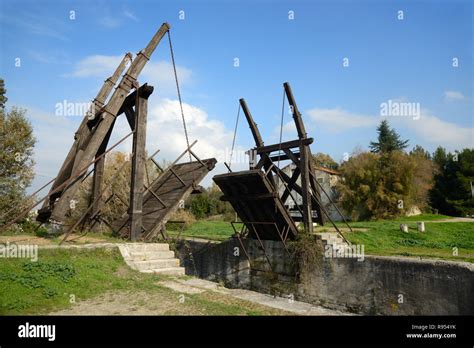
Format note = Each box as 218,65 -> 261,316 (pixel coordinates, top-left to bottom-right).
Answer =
50,277 -> 351,316
158,278 -> 352,315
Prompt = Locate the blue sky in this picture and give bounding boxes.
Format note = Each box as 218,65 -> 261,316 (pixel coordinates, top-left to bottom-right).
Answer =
0,0 -> 472,191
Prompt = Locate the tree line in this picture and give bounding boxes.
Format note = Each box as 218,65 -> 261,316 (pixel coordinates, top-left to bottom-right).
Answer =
329,120 -> 473,220
0,78 -> 472,229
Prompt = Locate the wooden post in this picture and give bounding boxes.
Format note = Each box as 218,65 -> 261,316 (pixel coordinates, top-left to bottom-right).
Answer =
89,122 -> 114,230
129,85 -> 153,241
284,82 -> 313,233
299,145 -> 313,233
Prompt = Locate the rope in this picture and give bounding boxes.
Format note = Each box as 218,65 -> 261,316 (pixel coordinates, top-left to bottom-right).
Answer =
229,102 -> 241,169
168,30 -> 192,163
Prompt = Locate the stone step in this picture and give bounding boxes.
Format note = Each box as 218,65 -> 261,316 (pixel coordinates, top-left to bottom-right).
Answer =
130,258 -> 180,271
121,243 -> 170,252
126,250 -> 176,261
141,267 -> 186,276
118,243 -> 183,275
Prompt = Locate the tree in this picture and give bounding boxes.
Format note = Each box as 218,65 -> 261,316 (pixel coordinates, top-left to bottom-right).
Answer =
432,146 -> 447,168
409,149 -> 436,210
0,106 -> 36,222
312,152 -> 338,169
369,120 -> 409,153
410,145 -> 431,160
337,149 -> 434,220
189,193 -> 212,219
0,79 -> 7,110
186,183 -> 235,221
429,148 -> 474,216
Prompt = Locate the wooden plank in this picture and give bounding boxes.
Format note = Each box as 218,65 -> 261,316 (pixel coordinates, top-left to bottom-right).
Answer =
256,138 -> 313,155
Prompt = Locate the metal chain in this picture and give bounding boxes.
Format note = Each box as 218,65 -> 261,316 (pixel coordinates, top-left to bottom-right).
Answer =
168,30 -> 192,162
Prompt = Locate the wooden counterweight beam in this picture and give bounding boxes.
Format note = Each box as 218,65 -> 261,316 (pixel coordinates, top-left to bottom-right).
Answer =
41,53 -> 132,214
239,98 -> 264,147
49,23 -> 170,222
283,82 -> 316,232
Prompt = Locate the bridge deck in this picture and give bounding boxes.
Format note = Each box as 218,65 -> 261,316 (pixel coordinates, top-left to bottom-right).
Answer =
213,170 -> 298,241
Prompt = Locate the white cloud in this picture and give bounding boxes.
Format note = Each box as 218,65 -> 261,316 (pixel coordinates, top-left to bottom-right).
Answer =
142,61 -> 193,93
112,97 -> 247,185
304,105 -> 473,150
399,110 -> 473,150
64,55 -> 192,94
444,90 -> 465,102
64,55 -> 125,78
306,107 -> 378,133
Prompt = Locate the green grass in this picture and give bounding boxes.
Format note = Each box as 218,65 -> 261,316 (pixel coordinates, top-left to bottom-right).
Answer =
169,215 -> 474,262
167,220 -> 235,241
0,247 -> 288,315
0,248 -> 153,314
382,213 -> 453,222
341,219 -> 474,262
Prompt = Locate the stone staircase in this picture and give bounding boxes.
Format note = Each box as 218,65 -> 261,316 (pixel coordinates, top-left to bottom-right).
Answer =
315,232 -> 350,253
118,243 -> 185,276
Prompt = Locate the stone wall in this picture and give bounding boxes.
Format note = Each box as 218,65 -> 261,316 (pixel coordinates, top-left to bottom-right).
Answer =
176,238 -> 474,315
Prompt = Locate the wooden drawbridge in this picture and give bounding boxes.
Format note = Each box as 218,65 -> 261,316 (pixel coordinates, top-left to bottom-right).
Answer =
214,82 -> 352,244
21,22 -> 218,242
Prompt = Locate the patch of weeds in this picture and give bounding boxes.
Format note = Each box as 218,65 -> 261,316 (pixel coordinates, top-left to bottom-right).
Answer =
42,287 -> 58,298
288,233 -> 323,281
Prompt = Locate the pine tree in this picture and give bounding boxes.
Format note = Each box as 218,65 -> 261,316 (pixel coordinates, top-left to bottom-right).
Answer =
369,120 -> 409,153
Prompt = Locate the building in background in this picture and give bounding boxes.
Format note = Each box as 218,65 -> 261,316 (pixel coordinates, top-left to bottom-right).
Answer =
276,164 -> 347,223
